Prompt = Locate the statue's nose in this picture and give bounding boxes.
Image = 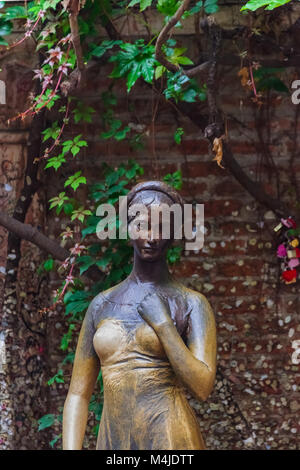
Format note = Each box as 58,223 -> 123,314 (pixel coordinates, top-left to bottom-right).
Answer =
145,236 -> 158,247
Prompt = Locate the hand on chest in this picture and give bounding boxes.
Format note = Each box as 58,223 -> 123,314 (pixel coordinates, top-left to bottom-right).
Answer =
93,294 -> 191,365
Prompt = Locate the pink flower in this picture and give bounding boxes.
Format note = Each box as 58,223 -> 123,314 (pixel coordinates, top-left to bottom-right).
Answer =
58,33 -> 72,45
61,228 -> 73,240
58,63 -> 72,76
60,257 -> 70,270
70,243 -> 85,256
43,47 -> 63,68
66,274 -> 74,285
42,75 -> 53,87
25,19 -> 33,29
281,218 -> 297,229
40,30 -> 51,39
277,244 -> 287,258
288,258 -> 300,269
33,69 -> 44,81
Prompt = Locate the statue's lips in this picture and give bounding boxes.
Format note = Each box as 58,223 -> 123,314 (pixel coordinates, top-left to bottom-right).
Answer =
141,247 -> 157,253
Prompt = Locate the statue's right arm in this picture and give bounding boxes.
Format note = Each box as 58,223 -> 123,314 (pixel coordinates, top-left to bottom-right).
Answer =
62,299 -> 100,450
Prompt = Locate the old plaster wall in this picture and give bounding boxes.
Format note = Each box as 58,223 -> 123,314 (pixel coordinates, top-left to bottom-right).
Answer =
0,2 -> 299,450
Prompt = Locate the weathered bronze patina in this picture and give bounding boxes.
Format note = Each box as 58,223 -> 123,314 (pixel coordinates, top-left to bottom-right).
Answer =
63,181 -> 217,450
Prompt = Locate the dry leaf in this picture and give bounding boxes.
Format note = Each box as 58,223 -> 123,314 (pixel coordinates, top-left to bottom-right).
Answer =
212,137 -> 225,169
238,67 -> 249,88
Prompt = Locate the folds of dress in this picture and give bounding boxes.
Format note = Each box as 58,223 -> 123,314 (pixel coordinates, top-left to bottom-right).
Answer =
93,294 -> 205,450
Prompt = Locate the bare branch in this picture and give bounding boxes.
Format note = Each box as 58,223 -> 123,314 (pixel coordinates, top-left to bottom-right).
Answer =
221,142 -> 288,218
0,212 -> 104,282
0,212 -> 69,261
64,0 -> 86,90
155,0 -> 211,78
177,101 -> 289,218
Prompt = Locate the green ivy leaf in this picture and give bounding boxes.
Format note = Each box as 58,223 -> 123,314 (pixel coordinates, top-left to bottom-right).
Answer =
182,1 -> 203,18
0,20 -> 11,37
49,192 -> 69,210
128,0 -> 141,7
65,301 -> 89,316
35,89 -> 59,110
3,5 -> 27,20
89,39 -> 122,58
163,170 -> 183,190
241,0 -> 291,11
76,255 -> 96,275
204,0 -> 219,14
62,352 -> 75,365
61,324 -> 75,351
64,171 -> 87,191
128,0 -> 153,10
253,67 -> 288,93
155,64 -> 166,79
140,0 -> 153,11
71,207 -> 93,223
114,126 -> 130,141
73,102 -> 95,123
62,135 -> 87,157
174,127 -> 184,144
167,245 -> 183,264
45,153 -> 66,171
42,121 -> 60,142
109,40 -> 157,92
157,0 -> 181,22
44,258 -> 54,271
50,434 -> 62,449
63,202 -> 74,216
38,414 -> 55,431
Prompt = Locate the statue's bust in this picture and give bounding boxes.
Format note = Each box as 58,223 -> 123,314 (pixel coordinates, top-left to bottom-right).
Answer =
63,181 -> 217,450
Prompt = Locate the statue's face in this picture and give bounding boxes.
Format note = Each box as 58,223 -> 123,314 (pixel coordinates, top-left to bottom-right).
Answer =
129,203 -> 173,262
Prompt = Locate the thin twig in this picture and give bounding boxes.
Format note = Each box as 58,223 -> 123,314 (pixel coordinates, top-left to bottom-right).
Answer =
155,0 -> 211,78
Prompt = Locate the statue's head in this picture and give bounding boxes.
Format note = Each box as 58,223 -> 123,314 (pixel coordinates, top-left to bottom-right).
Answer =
126,181 -> 184,262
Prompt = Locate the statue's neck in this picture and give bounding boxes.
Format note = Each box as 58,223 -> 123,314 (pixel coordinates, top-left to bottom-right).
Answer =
130,251 -> 171,285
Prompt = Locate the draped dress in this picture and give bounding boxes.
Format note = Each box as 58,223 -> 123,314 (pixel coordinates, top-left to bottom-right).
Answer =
92,289 -> 205,450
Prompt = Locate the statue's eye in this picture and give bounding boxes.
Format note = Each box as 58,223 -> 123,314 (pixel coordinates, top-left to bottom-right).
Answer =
137,220 -> 148,230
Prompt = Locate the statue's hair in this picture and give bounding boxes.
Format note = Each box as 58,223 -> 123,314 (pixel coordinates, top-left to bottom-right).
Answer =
126,180 -> 184,209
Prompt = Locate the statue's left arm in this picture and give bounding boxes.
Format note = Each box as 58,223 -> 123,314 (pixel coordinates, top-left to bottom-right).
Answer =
138,293 -> 217,402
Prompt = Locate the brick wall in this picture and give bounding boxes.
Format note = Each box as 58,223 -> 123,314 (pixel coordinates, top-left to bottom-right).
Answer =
0,3 -> 299,450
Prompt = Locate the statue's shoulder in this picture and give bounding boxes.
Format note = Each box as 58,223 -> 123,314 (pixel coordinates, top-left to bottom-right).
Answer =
88,279 -> 128,323
180,284 -> 214,317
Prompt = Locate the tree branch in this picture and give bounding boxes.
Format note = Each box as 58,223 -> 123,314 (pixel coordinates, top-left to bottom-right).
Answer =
0,212 -> 69,261
63,0 -> 86,92
177,101 -> 289,218
0,212 -> 103,282
221,142 -> 288,218
155,0 -> 211,78
4,70 -> 46,285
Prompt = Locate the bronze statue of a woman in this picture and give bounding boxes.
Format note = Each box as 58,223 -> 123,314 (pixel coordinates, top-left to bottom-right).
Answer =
62,181 -> 217,450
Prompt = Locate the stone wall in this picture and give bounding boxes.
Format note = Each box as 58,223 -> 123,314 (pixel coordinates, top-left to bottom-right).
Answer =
0,2 -> 299,450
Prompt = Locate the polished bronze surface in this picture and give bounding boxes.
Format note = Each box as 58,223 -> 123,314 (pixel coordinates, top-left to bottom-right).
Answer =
63,181 -> 217,450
